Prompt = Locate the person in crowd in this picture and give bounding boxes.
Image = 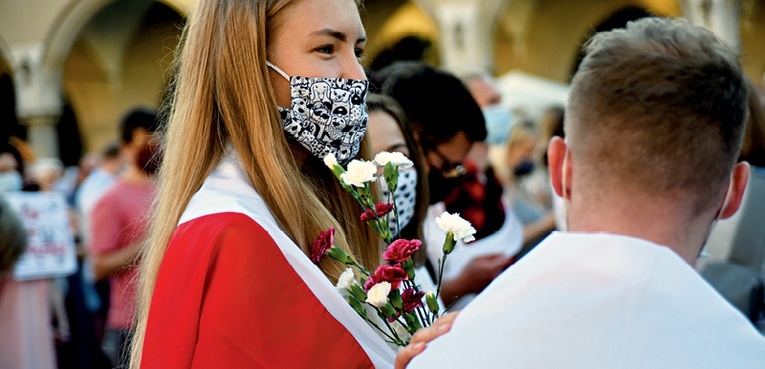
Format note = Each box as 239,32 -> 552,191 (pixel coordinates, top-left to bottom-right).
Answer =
75,142 -> 123,355
90,109 -> 159,367
76,142 -> 122,247
0,142 -> 57,369
408,17 -> 765,368
461,72 -> 511,147
129,1 -> 448,368
29,158 -> 65,192
701,79 -> 765,327
382,62 -> 519,310
462,72 -> 556,250
705,80 -> 765,261
503,120 -> 558,249
366,94 -> 429,245
366,93 -> 440,295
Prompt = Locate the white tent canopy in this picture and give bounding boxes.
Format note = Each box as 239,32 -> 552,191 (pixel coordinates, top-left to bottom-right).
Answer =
497,70 -> 569,122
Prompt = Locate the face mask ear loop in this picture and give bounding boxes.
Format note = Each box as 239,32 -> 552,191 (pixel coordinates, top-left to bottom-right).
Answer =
266,61 -> 291,82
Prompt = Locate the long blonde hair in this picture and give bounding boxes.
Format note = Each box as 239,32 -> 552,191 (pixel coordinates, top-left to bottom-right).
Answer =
130,0 -> 379,366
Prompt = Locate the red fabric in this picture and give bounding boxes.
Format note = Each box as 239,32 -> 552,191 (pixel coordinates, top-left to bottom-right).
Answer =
90,179 -> 156,329
443,161 -> 506,242
142,212 -> 374,369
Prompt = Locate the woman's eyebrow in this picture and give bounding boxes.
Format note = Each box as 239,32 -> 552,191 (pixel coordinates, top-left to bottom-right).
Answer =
310,28 -> 366,44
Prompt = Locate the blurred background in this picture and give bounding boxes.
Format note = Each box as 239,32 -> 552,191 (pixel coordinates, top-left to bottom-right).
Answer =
0,0 -> 763,164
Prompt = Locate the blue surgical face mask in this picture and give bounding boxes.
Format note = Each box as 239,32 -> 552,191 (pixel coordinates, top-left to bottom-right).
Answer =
0,171 -> 23,192
267,61 -> 369,165
483,104 -> 512,145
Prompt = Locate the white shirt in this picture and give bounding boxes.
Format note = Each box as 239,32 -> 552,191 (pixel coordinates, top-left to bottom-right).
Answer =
410,232 -> 765,369
75,168 -> 117,244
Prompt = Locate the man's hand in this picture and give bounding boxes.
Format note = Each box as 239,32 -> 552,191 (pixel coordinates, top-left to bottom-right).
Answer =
394,312 -> 459,369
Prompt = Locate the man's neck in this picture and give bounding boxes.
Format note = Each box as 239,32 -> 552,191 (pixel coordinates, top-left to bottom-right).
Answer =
567,193 -> 715,265
121,165 -> 152,184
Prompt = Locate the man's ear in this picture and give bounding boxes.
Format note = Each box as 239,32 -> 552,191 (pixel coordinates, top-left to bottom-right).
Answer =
548,137 -> 570,198
719,162 -> 750,219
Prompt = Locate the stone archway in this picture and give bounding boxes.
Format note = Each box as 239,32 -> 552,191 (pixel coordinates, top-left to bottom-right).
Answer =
61,0 -> 185,153
493,0 -> 681,82
365,0 -> 441,72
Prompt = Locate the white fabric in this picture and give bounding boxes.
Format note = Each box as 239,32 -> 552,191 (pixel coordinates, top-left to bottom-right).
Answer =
75,168 -> 117,244
410,232 -> 765,369
423,199 -> 523,310
178,153 -> 396,368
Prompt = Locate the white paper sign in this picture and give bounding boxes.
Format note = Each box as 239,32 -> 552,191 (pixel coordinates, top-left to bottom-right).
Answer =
6,192 -> 77,281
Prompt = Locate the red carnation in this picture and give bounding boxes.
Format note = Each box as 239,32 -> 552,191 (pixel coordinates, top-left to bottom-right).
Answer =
360,203 -> 395,222
401,288 -> 425,312
382,239 -> 422,263
364,264 -> 408,291
310,228 -> 335,264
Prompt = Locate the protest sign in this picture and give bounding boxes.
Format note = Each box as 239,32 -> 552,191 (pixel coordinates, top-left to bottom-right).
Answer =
6,192 -> 77,281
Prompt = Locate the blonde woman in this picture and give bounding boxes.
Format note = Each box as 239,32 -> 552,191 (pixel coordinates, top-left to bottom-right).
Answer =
130,0 -> 450,368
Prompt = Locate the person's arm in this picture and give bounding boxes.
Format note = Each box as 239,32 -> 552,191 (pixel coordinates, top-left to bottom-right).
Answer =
438,253 -> 514,305
91,242 -> 141,280
89,194 -> 137,280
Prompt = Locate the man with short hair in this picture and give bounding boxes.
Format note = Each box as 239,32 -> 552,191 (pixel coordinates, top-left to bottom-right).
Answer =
408,18 -> 765,368
90,109 -> 160,367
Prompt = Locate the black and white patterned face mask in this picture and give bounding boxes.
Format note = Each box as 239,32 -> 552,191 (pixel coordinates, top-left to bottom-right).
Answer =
380,167 -> 418,237
267,61 -> 369,165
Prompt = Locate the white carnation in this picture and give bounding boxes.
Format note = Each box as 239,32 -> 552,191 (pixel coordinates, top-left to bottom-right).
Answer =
336,268 -> 356,291
365,281 -> 392,308
435,212 -> 477,242
323,153 -> 339,169
340,160 -> 377,187
373,151 -> 413,169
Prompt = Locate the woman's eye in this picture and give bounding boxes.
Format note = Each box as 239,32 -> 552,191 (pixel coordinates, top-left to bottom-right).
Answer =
316,45 -> 334,55
355,48 -> 365,59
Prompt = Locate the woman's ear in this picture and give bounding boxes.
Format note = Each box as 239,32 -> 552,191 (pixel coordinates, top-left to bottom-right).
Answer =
719,162 -> 750,219
548,137 -> 569,198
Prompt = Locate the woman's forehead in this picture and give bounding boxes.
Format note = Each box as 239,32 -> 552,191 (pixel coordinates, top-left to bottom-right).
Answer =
278,0 -> 365,41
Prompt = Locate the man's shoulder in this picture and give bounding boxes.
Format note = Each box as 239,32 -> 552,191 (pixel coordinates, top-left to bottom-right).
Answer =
410,232 -> 765,368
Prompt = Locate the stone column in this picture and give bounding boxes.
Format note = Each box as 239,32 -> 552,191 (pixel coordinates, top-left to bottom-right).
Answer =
682,0 -> 741,51
415,0 -> 508,74
12,44 -> 62,159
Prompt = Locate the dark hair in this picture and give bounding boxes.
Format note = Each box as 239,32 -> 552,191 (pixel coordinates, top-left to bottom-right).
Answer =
380,62 -> 487,146
0,195 -> 27,275
120,109 -> 159,144
0,141 -> 23,175
101,141 -> 121,159
366,93 -> 429,266
740,80 -> 765,167
567,17 -> 746,210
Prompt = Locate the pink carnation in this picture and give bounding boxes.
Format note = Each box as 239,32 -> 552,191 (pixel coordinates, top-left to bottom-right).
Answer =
382,239 -> 422,263
401,288 -> 425,313
310,228 -> 335,264
360,203 -> 395,222
364,264 -> 408,291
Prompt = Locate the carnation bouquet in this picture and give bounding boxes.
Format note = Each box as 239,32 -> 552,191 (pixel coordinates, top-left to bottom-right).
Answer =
312,152 -> 476,347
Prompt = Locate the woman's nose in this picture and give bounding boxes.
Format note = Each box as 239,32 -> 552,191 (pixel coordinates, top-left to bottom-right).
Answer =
340,55 -> 366,81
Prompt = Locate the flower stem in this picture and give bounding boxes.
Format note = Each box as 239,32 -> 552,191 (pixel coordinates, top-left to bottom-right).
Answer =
434,253 -> 449,318
361,313 -> 399,344
352,261 -> 370,276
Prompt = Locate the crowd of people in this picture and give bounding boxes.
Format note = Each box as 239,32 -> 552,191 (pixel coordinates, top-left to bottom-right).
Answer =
1,0 -> 765,368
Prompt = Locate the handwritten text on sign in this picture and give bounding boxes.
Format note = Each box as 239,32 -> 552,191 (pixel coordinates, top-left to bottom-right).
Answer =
6,192 -> 77,281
